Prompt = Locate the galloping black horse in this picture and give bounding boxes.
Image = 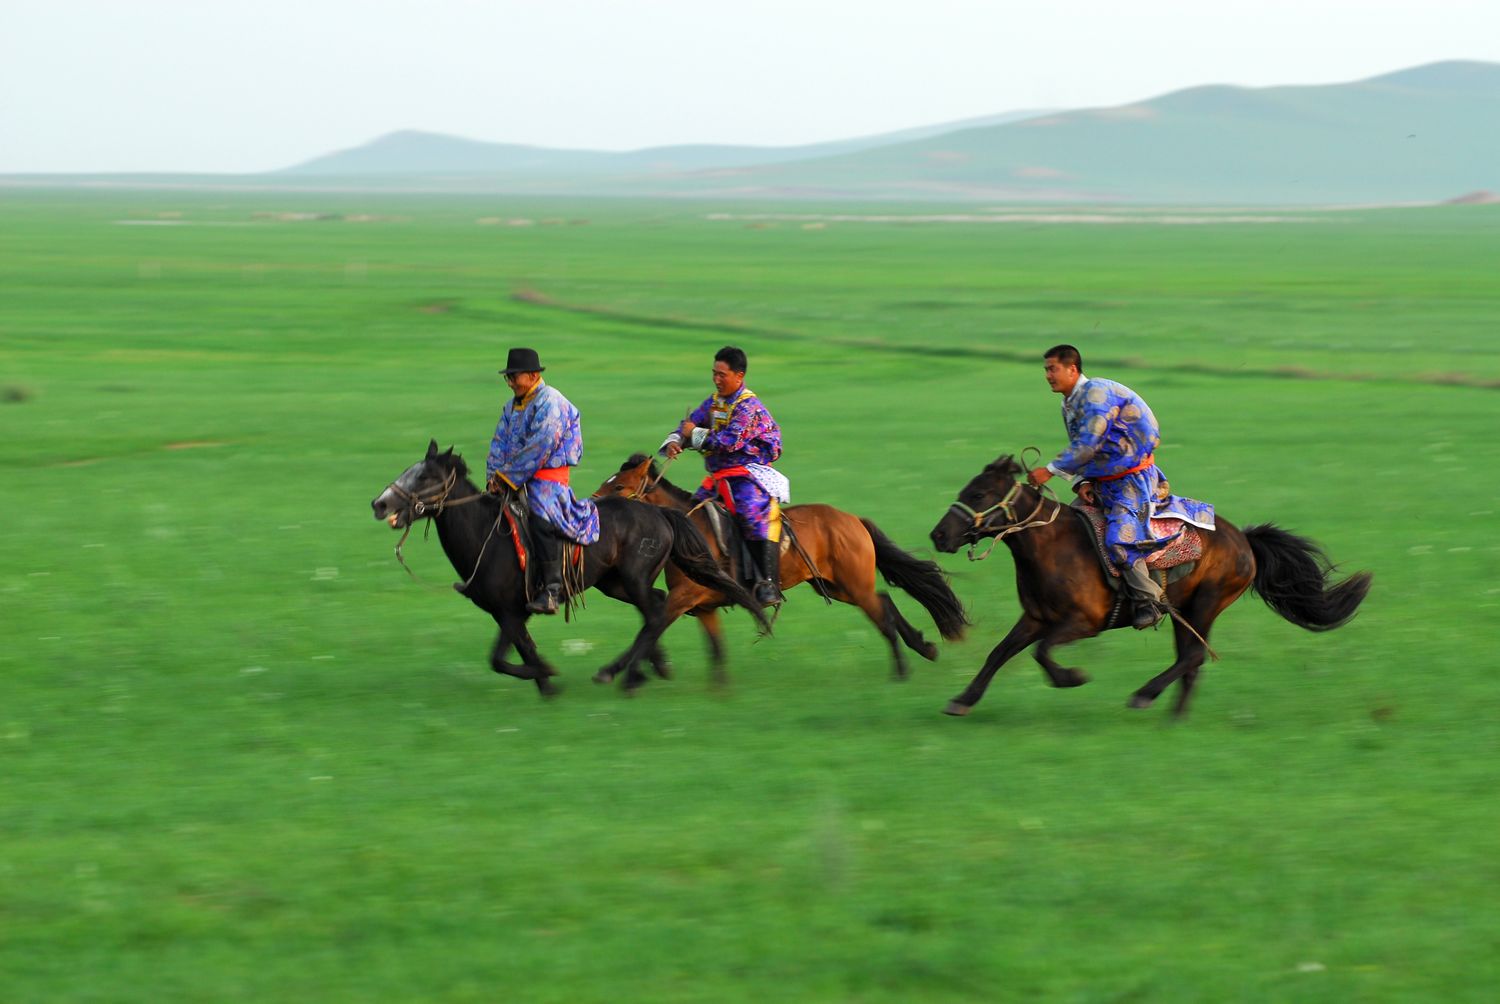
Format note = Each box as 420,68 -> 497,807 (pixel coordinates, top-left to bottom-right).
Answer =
930,455 -> 1372,717
372,441 -> 770,695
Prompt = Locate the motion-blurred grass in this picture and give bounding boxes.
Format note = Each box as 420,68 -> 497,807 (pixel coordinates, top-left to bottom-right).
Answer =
2,190 -> 1497,1001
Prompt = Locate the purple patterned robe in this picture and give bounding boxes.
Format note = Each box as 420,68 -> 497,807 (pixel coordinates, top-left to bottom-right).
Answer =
487,382 -> 600,544
1045,376 -> 1214,566
676,387 -> 782,541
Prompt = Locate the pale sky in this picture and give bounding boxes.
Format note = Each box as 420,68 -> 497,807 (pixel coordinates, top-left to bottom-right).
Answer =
2,0 -> 1497,173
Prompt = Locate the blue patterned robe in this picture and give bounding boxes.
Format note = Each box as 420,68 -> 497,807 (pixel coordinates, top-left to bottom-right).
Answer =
674,387 -> 783,541
487,382 -> 600,544
1045,376 -> 1214,566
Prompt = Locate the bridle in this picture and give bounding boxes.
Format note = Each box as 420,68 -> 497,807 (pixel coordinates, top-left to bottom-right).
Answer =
593,456 -> 671,502
382,465 -> 493,585
947,478 -> 1061,561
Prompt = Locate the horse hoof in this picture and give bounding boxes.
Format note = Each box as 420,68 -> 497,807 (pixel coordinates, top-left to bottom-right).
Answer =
1053,670 -> 1090,688
943,701 -> 973,717
920,643 -> 940,662
1127,693 -> 1155,709
592,669 -> 616,685
653,663 -> 674,680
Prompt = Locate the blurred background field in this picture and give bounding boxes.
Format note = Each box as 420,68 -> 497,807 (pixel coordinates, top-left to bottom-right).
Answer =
2,190 -> 1498,1001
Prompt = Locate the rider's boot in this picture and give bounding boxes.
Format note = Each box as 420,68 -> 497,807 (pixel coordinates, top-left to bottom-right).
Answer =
526,524 -> 563,616
1123,558 -> 1166,629
753,538 -> 784,606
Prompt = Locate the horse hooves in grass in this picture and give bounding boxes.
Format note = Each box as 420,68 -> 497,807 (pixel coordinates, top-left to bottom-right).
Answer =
919,642 -> 940,662
592,668 -> 617,685
1127,693 -> 1156,709
942,700 -> 973,717
1051,669 -> 1090,688
536,678 -> 561,699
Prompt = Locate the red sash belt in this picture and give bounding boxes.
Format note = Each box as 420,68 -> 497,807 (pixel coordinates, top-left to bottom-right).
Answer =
532,466 -> 571,486
701,465 -> 752,513
1095,453 -> 1155,482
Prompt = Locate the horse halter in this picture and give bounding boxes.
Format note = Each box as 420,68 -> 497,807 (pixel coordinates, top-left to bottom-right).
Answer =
384,467 -> 466,521
382,465 -> 490,581
947,480 -> 1060,561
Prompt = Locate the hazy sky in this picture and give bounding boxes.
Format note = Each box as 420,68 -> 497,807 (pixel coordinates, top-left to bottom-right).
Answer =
3,0 -> 1497,173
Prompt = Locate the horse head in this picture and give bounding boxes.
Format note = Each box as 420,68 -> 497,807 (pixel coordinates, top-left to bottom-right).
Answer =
371,439 -> 472,530
929,454 -> 1030,553
592,453 -> 662,501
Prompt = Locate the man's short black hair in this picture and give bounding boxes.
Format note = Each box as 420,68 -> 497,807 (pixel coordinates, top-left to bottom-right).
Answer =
1044,344 -> 1083,371
715,346 -> 748,374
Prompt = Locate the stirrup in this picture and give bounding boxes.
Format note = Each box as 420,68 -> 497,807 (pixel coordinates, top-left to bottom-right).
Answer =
526,586 -> 561,616
755,580 -> 784,606
1131,602 -> 1165,630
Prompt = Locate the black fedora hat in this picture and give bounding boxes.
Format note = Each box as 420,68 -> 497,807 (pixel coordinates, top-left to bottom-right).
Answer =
499,347 -> 546,375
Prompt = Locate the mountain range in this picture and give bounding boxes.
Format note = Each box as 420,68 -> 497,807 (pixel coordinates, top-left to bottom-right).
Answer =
9,61 -> 1499,204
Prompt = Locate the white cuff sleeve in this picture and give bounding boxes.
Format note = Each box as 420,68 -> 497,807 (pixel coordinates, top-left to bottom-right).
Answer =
689,427 -> 709,450
1045,463 -> 1077,483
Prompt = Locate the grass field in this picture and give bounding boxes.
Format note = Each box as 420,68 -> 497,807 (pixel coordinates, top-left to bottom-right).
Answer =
3,190 -> 1498,1001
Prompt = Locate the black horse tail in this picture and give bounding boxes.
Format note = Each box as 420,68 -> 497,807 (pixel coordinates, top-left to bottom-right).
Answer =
1244,523 -> 1372,632
661,508 -> 773,635
861,518 -> 970,641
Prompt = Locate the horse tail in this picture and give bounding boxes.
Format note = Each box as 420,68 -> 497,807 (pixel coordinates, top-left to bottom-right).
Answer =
1244,523 -> 1372,631
662,508 -> 773,635
860,518 -> 970,641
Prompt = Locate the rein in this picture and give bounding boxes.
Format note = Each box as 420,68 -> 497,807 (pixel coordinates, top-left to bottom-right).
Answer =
383,469 -> 495,587
947,480 -> 1061,561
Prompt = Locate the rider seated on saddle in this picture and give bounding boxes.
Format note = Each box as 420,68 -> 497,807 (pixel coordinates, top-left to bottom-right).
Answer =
1026,344 -> 1212,630
486,347 -> 600,616
661,346 -> 787,606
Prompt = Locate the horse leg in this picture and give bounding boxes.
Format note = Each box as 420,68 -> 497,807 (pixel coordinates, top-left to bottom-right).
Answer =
944,616 -> 1045,716
1033,619 -> 1096,688
884,593 -> 940,663
1127,601 -> 1215,712
587,573 -> 638,686
645,588 -> 673,679
846,588 -> 910,679
694,607 -> 729,687
490,613 -> 559,698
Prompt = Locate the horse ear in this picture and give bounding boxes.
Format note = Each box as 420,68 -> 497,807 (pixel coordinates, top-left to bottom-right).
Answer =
426,439 -> 439,458
444,445 -> 455,458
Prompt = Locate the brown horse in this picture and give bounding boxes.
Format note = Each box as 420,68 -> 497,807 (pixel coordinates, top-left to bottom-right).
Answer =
929,455 -> 1372,717
595,455 -> 969,682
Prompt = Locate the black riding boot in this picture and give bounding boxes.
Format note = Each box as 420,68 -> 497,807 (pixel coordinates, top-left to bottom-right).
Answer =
753,538 -> 784,606
526,523 -> 563,616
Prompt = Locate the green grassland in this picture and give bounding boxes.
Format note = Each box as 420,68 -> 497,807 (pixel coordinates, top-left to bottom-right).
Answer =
2,191 -> 1498,1001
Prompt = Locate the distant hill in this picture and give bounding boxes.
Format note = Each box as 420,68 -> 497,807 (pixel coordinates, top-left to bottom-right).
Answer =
634,60 -> 1500,203
276,110 -> 1053,177
7,61 -> 1498,203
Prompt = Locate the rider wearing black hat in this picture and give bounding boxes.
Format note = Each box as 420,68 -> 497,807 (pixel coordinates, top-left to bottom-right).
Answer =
488,348 -> 599,615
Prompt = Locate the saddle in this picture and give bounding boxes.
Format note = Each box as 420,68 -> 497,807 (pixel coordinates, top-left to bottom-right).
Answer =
696,499 -> 791,588
1070,502 -> 1203,591
493,488 -> 586,606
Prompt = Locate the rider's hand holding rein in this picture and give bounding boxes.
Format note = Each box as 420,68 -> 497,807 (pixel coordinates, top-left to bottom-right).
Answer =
1027,467 -> 1052,488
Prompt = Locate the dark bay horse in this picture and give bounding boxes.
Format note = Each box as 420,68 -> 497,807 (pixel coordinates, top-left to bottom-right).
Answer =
371,441 -> 770,696
595,454 -> 969,682
929,455 -> 1371,717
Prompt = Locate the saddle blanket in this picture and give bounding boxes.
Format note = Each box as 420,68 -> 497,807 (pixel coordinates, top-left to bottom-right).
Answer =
1073,503 -> 1205,578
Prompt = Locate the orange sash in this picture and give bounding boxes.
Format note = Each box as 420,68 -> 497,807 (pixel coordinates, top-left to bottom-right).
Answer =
532,466 -> 571,485
700,466 -> 752,513
1095,454 -> 1155,482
